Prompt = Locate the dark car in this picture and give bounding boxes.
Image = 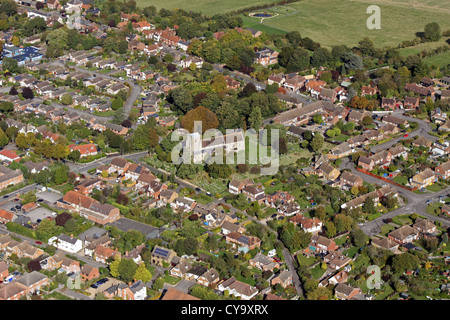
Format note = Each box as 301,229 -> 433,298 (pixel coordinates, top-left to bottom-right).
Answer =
90,283 -> 99,289
37,199 -> 44,202
15,205 -> 21,209
195,188 -> 201,192
3,195 -> 8,198
37,219 -> 42,223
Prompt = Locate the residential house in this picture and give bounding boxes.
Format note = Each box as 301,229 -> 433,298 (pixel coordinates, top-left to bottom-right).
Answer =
411,168 -> 436,188
254,47 -> 279,66
309,235 -> 338,254
382,115 -> 409,128
335,283 -> 362,300
0,209 -> 14,224
197,268 -> 220,287
435,160 -> 450,179
69,143 -> 98,158
371,237 -> 399,252
249,252 -> 280,271
339,170 -> 363,190
80,264 -> 100,282
228,178 -> 253,195
271,270 -> 293,289
403,96 -> 420,109
48,234 -> 83,254
225,232 -> 261,251
381,97 -> 396,110
151,246 -> 176,267
388,225 -> 419,244
328,270 -> 349,286
323,251 -> 351,270
93,245 -> 120,264
218,276 -> 259,300
0,261 -> 8,281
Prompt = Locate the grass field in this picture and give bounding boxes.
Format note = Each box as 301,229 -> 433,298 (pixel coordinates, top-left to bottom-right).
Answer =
134,0 -> 278,16
241,0 -> 450,48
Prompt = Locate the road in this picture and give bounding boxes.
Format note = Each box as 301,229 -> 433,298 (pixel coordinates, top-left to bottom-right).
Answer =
50,60 -> 142,122
340,147 -> 450,237
371,110 -> 439,153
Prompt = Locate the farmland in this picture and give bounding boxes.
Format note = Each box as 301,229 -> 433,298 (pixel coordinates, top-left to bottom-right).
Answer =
240,0 -> 450,48
134,0 -> 279,16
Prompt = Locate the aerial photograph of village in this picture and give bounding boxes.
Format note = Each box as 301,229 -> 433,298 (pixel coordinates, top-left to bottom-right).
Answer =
0,0 -> 448,307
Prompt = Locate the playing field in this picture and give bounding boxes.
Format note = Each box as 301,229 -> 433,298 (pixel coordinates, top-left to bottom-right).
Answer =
134,0 -> 280,16
241,0 -> 450,48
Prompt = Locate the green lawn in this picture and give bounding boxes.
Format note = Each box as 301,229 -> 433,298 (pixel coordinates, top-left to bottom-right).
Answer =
424,50 -> 450,67
135,0 -> 278,15
296,253 -> 318,267
343,246 -> 359,258
310,264 -> 326,279
426,183 -> 447,192
392,175 -> 408,186
245,0 -> 450,48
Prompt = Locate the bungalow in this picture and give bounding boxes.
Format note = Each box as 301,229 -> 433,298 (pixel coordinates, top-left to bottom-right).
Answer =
382,115 -> 409,128
172,197 -> 196,213
323,251 -> 351,270
412,136 -> 433,148
217,276 -> 259,300
371,237 -> 399,252
388,225 -> 419,244
335,283 -> 362,300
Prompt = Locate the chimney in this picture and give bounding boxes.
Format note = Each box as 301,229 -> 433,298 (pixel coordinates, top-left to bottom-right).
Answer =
70,234 -> 73,239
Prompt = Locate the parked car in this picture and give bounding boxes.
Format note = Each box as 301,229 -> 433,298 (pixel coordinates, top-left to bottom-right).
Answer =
403,134 -> 409,137
195,188 -> 201,192
35,241 -> 42,245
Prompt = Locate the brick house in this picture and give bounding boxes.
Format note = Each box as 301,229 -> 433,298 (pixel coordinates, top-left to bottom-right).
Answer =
80,264 -> 100,282
309,235 -> 337,254
249,252 -> 280,271
225,232 -> 261,251
0,261 -> 8,281
435,160 -> 450,180
335,283 -> 362,300
0,209 -> 14,224
388,225 -> 419,244
16,271 -> 48,295
271,270 -> 293,288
